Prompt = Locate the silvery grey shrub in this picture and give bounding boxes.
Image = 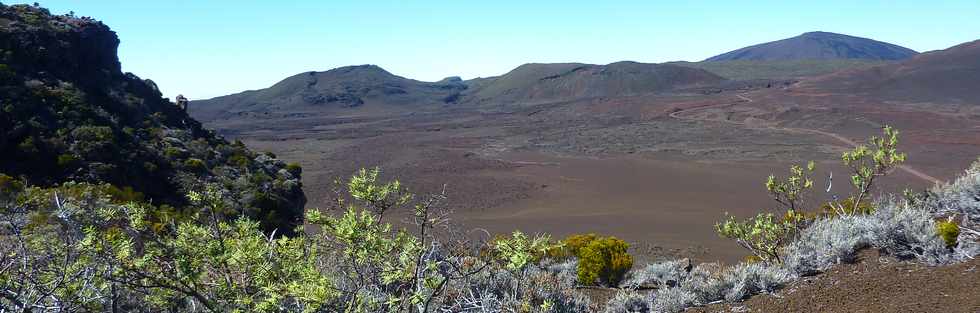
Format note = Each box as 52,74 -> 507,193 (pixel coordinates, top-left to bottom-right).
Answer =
602,291 -> 650,313
621,259 -> 690,289
651,287 -> 697,313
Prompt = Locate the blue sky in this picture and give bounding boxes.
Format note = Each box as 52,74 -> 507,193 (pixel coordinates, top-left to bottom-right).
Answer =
16,1 -> 980,99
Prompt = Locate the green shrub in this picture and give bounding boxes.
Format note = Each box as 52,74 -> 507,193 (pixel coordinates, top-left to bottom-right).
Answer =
0,173 -> 24,196
228,153 -> 251,169
819,197 -> 874,216
56,153 -> 77,167
841,126 -> 906,208
71,126 -> 115,159
142,161 -> 158,172
577,236 -> 633,286
163,146 -> 185,159
183,158 -> 206,172
716,213 -> 795,264
102,185 -> 145,203
0,63 -> 15,83
17,137 -> 39,154
547,233 -> 598,260
285,162 -> 302,177
492,231 -> 554,271
936,221 -> 960,248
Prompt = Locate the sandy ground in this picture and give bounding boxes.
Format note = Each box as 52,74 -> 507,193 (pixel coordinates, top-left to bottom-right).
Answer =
209,87 -> 976,264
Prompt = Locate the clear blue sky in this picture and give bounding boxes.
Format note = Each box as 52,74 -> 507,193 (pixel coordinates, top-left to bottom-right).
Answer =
16,1 -> 980,100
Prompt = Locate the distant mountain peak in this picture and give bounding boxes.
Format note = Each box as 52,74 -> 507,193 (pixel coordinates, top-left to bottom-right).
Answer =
326,64 -> 393,76
705,32 -> 918,62
800,31 -> 835,36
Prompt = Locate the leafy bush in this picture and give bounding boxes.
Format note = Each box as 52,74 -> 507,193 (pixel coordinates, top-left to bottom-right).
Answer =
716,213 -> 795,264
548,233 -> 598,260
56,153 -> 77,167
285,162 -> 302,177
0,63 -> 14,83
765,161 -> 815,213
718,127 -> 910,266
102,184 -> 145,203
819,197 -> 875,216
162,146 -> 185,159
839,125 -> 906,210
228,153 -> 251,169
183,157 -> 207,172
493,231 -> 555,272
16,137 -> 38,154
936,221 -> 960,248
577,236 -> 633,287
70,126 -> 115,159
0,173 -> 24,194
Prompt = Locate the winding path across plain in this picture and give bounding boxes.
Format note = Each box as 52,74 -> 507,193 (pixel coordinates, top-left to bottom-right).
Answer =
668,92 -> 942,184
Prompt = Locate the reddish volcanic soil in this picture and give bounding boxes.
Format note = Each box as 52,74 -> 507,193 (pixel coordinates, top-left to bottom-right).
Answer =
691,250 -> 980,313
215,85 -> 977,263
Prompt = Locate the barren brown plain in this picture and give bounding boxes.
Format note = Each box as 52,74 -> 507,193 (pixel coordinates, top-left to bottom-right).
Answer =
204,85 -> 979,264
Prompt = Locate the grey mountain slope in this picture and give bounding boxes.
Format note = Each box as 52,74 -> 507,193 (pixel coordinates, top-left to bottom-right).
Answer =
191,62 -> 726,119
705,31 -> 918,62
190,65 -> 466,121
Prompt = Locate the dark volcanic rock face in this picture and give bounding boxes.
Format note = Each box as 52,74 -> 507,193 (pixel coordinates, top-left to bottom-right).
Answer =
705,31 -> 918,61
0,4 -> 305,233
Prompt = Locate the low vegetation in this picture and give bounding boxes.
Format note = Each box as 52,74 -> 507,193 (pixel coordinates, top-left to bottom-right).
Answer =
4,147 -> 978,312
575,236 -> 633,287
2,3 -> 978,312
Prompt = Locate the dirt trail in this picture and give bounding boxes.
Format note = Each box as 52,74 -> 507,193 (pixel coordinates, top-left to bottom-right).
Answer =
669,93 -> 942,184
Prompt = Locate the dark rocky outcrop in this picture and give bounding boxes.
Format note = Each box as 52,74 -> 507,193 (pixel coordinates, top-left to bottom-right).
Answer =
0,4 -> 305,234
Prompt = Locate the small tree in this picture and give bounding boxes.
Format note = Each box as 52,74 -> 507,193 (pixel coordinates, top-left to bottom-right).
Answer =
839,126 -> 906,215
765,161 -> 816,214
718,126 -> 908,264
309,168 -> 491,312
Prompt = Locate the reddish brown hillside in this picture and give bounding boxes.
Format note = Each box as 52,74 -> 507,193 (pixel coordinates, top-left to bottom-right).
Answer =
799,40 -> 980,104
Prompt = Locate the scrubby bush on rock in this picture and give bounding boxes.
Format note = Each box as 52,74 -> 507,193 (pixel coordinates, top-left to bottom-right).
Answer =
0,3 -> 306,234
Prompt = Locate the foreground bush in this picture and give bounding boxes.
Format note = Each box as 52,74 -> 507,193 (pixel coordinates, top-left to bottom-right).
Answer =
0,169 -> 591,312
609,261 -> 793,312
716,126 -> 910,265
578,237 -> 633,287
